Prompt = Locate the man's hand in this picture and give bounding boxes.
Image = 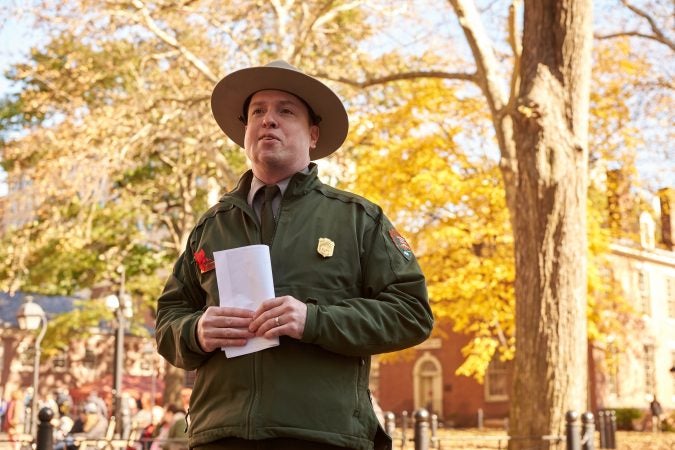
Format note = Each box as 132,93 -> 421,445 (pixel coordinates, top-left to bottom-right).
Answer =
249,295 -> 307,339
196,306 -> 255,352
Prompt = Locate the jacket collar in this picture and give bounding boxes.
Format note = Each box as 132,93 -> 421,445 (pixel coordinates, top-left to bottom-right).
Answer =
224,163 -> 321,203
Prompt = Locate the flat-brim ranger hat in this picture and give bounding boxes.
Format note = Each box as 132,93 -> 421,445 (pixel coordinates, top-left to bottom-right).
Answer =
211,60 -> 349,160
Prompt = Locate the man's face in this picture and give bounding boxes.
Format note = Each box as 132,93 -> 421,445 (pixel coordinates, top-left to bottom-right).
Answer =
243,90 -> 319,180
180,388 -> 191,405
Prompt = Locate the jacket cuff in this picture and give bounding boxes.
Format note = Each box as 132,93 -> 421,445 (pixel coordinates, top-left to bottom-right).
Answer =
301,301 -> 319,343
187,314 -> 210,356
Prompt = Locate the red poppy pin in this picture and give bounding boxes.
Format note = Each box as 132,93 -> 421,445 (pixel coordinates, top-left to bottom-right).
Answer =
194,248 -> 215,273
389,228 -> 413,260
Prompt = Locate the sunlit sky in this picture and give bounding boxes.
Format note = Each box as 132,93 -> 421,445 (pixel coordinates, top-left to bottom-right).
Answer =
1,9 -> 41,195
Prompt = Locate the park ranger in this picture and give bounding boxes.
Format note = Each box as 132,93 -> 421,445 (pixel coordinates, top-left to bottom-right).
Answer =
155,60 -> 434,450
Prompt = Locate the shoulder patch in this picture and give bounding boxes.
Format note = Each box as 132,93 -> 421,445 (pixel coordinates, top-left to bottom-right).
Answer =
194,248 -> 215,273
388,228 -> 413,260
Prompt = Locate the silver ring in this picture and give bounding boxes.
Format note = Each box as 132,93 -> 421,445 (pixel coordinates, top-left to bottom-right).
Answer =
275,316 -> 280,327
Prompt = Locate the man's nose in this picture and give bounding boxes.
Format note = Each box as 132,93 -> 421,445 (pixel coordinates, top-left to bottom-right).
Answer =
262,112 -> 278,128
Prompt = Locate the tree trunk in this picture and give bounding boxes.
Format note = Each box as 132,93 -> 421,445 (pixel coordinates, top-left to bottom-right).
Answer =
509,0 -> 592,448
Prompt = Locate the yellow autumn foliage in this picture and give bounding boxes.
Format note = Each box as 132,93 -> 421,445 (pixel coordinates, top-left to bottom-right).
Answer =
343,78 -> 514,381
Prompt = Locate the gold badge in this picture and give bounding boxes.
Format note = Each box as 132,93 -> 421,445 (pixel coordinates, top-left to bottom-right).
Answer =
317,238 -> 335,258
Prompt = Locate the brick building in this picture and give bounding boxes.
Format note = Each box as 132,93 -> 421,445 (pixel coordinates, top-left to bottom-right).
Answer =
373,334 -> 510,427
0,292 -> 163,413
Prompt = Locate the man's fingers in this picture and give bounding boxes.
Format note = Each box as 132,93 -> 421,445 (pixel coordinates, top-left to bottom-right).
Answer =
253,297 -> 283,314
249,306 -> 283,332
207,306 -> 255,318
206,325 -> 255,339
197,306 -> 256,352
205,315 -> 253,329
248,296 -> 306,340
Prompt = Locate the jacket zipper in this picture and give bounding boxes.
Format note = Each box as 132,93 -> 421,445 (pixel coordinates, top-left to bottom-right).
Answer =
246,351 -> 263,438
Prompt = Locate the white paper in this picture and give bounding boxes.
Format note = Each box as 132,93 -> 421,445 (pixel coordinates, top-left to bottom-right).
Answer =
213,245 -> 279,357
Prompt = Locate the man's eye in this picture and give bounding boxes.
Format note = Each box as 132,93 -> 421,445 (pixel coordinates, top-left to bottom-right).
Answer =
281,108 -> 294,114
251,108 -> 264,115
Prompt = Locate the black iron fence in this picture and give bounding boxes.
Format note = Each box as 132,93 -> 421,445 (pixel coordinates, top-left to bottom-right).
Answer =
2,407 -> 187,450
383,408 -> 617,450
4,407 -> 617,450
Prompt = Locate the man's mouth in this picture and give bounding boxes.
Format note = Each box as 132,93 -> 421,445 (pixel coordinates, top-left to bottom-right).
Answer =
260,134 -> 279,141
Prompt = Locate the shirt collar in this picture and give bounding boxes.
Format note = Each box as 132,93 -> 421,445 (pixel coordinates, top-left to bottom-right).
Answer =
247,166 -> 310,207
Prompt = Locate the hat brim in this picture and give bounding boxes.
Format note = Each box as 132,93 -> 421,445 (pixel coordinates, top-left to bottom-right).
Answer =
211,64 -> 348,160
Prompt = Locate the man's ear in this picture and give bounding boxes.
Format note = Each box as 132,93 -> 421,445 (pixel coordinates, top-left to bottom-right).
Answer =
310,125 -> 319,149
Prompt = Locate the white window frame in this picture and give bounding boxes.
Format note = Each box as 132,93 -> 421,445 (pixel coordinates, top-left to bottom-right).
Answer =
485,356 -> 509,402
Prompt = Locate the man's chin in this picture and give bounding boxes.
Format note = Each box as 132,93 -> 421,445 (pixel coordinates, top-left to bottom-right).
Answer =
257,156 -> 309,178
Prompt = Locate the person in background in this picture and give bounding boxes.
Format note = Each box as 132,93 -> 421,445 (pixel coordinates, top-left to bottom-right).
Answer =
178,388 -> 191,416
163,405 -> 187,450
53,397 -> 75,443
0,387 -> 6,431
155,60 -> 434,450
69,402 -> 110,450
86,391 -> 108,419
150,404 -> 180,450
650,395 -> 663,432
139,405 -> 165,450
2,389 -> 25,450
120,392 -> 138,439
131,392 -> 155,447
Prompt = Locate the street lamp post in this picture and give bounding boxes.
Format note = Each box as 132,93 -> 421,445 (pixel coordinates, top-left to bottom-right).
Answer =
16,296 -> 48,440
105,294 -> 124,438
105,266 -> 132,438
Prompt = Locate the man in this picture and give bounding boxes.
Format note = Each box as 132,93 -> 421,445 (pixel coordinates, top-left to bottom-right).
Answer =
2,389 -> 25,450
178,387 -> 191,414
650,395 -> 663,432
68,402 -> 110,450
163,404 -> 188,450
155,60 -> 434,450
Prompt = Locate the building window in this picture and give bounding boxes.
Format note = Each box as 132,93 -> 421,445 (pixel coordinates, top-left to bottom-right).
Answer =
19,347 -> 35,370
485,356 -> 509,402
607,344 -> 620,397
83,349 -> 97,368
644,345 -> 655,395
637,271 -> 651,315
52,351 -> 68,373
639,212 -> 655,249
667,277 -> 675,319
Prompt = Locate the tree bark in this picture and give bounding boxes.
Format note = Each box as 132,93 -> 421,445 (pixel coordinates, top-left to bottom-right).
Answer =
509,0 -> 592,447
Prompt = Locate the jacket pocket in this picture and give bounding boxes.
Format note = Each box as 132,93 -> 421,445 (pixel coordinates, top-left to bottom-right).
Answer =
256,341 -> 363,435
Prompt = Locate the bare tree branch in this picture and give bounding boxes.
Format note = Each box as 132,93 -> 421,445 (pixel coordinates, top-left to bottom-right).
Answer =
313,1 -> 362,29
506,0 -> 522,111
595,31 -> 675,51
318,70 -> 477,88
130,0 -> 219,82
595,0 -> 675,52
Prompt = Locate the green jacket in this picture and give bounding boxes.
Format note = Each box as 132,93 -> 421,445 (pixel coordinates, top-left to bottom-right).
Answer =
155,164 -> 433,450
